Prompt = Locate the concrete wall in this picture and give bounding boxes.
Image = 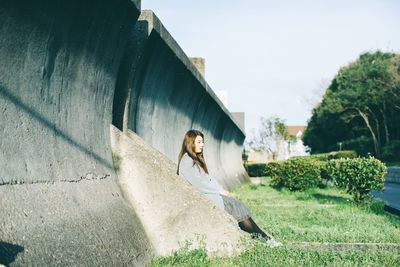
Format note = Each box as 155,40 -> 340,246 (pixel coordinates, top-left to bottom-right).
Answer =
120,10 -> 249,189
0,0 -> 153,265
0,2 -> 249,265
231,112 -> 245,132
190,57 -> 206,77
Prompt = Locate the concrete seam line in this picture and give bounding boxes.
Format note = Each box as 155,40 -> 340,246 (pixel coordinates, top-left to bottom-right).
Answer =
0,174 -> 111,186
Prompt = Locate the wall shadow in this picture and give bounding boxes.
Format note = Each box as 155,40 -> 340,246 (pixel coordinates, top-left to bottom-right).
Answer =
0,241 -> 24,266
0,83 -> 113,170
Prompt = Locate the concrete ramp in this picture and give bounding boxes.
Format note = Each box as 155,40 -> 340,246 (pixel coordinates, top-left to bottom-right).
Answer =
0,177 -> 152,265
0,0 -> 153,265
111,126 -> 247,256
117,10 -> 249,190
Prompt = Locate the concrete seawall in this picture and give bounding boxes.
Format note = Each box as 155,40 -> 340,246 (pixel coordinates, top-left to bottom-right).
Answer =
1,2 -> 249,265
118,10 -> 249,190
0,0 -> 152,265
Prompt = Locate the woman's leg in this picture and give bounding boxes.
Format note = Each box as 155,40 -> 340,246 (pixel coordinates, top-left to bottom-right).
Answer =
238,217 -> 271,240
220,195 -> 276,241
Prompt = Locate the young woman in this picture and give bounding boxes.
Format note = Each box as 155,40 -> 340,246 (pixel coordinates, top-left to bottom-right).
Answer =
177,130 -> 280,246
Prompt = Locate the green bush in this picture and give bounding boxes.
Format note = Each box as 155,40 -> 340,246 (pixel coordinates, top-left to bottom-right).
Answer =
270,158 -> 323,191
306,153 -> 331,161
324,157 -> 387,205
245,161 -> 291,178
244,163 -> 268,177
265,161 -> 284,177
334,150 -> 358,159
306,150 -> 358,161
242,149 -> 249,162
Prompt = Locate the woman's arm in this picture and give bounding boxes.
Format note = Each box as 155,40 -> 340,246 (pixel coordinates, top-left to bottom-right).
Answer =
219,189 -> 231,197
179,155 -> 221,195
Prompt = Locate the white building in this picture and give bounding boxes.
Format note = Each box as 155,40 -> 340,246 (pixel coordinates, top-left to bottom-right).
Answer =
285,126 -> 310,159
247,125 -> 309,163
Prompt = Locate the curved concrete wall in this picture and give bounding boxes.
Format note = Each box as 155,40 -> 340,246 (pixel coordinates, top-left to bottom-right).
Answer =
1,2 -> 250,265
0,0 -> 153,265
122,10 -> 249,189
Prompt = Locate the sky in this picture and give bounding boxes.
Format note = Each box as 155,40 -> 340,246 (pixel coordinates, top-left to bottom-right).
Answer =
141,0 -> 400,138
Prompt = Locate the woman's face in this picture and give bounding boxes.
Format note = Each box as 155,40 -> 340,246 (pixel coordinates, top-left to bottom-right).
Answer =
194,135 -> 204,153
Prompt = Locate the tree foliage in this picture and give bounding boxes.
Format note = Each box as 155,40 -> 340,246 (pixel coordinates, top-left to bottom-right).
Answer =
247,116 -> 289,160
303,51 -> 400,159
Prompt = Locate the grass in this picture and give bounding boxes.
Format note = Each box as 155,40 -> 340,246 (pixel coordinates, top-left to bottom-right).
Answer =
151,246 -> 400,267
236,179 -> 400,244
150,178 -> 400,266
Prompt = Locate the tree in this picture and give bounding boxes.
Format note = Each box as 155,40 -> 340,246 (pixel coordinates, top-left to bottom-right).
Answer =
247,116 -> 289,160
303,51 -> 400,158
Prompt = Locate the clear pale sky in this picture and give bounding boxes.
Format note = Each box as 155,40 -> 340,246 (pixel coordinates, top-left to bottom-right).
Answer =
141,0 -> 400,137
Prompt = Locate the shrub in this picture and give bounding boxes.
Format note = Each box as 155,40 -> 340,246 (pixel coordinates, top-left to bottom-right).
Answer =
270,157 -> 323,191
242,149 -> 249,162
245,161 -> 291,178
244,163 -> 268,177
306,153 -> 331,161
265,161 -> 284,177
306,150 -> 358,161
324,157 -> 387,205
334,150 -> 358,159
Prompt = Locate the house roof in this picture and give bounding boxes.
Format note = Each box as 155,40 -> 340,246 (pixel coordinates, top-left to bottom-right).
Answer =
287,126 -> 306,136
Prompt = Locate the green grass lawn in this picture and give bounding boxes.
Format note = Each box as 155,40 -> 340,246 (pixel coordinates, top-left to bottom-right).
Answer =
151,178 -> 400,267
237,179 -> 400,244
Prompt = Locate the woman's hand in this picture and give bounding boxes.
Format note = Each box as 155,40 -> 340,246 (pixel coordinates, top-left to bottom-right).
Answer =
220,189 -> 231,197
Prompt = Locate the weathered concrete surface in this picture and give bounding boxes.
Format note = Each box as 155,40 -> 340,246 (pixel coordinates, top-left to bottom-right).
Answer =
231,112 -> 245,132
111,126 -> 248,256
0,0 -> 138,185
0,0 -> 153,265
0,179 -> 152,266
189,57 -> 205,77
1,2 -> 252,265
119,10 -> 249,190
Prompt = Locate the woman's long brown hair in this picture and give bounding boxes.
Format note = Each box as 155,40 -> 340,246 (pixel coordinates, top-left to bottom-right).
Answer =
177,130 -> 209,174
